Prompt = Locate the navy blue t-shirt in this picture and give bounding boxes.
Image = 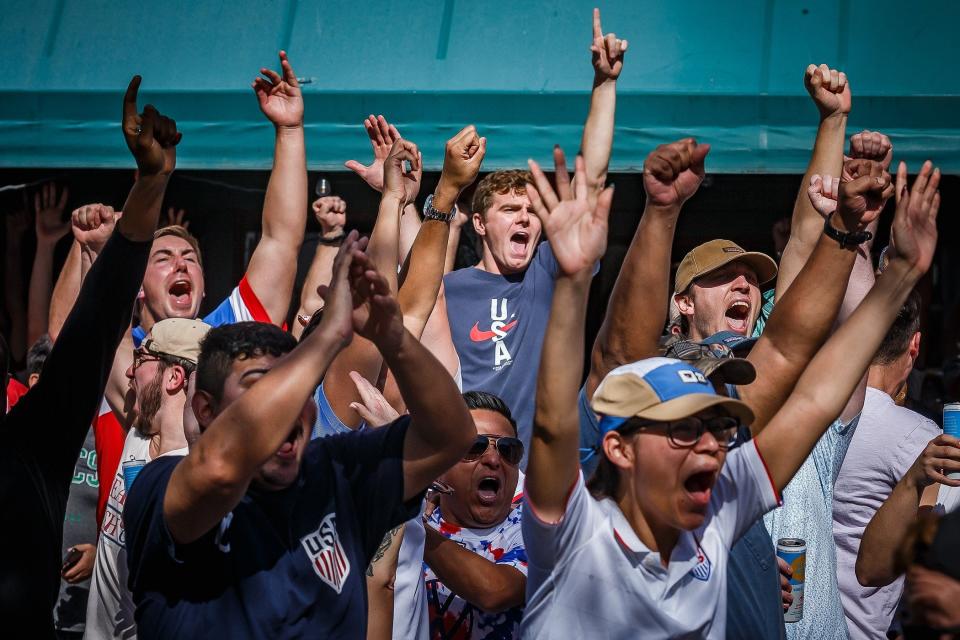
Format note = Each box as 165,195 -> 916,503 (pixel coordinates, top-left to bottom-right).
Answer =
123,416 -> 421,639
443,243 -> 559,468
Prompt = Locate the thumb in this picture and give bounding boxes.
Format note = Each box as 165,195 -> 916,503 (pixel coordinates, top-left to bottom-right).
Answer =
690,144 -> 710,174
344,160 -> 366,176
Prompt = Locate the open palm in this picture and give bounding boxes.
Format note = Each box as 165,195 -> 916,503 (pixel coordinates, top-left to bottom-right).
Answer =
892,161 -> 940,275
345,115 -> 401,192
527,151 -> 612,277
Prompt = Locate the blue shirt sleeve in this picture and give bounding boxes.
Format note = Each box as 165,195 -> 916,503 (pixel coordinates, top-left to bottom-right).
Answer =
577,383 -> 602,477
315,416 -> 424,560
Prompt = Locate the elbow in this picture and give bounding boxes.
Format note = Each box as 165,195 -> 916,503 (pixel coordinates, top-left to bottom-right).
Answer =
474,584 -> 524,614
193,448 -> 246,498
855,555 -> 894,589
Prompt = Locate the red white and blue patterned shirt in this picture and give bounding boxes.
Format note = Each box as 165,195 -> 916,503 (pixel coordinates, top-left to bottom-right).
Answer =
423,502 -> 527,639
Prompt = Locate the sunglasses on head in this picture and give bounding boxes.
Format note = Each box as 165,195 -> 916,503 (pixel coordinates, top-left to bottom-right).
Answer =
462,434 -> 524,466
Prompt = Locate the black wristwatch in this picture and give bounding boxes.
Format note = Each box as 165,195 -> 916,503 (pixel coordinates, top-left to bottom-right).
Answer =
823,214 -> 872,250
318,232 -> 346,246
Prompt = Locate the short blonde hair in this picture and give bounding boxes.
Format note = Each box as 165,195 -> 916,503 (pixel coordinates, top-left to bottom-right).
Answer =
153,225 -> 202,267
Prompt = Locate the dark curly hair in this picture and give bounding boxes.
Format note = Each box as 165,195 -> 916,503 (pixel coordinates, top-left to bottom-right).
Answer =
196,322 -> 296,402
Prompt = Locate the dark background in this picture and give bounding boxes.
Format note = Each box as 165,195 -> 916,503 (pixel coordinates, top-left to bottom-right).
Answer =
2,168 -> 957,414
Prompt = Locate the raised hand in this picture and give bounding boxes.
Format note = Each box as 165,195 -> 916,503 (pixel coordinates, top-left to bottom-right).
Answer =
527,148 -> 613,276
34,183 -> 70,246
71,203 -> 121,254
591,8 -> 628,82
312,196 -> 347,237
804,64 -> 851,120
849,130 -> 893,170
807,174 -> 840,217
344,115 -> 402,192
382,139 -> 423,206
122,76 -> 181,176
252,51 -> 303,129
890,160 -> 941,276
315,230 -> 369,348
439,125 -> 486,194
347,254 -> 405,352
162,206 -> 189,230
642,138 -> 710,209
836,159 -> 893,232
348,370 -> 401,427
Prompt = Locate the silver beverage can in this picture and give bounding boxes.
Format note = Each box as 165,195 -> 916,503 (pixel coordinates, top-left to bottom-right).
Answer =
945,403 -> 960,479
777,538 -> 806,623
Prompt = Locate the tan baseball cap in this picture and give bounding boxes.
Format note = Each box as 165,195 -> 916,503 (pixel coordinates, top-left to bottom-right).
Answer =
591,357 -> 755,428
142,318 -> 212,365
674,239 -> 778,293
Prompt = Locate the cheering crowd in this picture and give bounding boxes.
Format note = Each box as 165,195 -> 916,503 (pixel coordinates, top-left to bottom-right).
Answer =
1,9 -> 957,640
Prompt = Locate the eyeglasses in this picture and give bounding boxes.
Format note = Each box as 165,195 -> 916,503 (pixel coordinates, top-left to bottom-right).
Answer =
462,435 -> 524,466
637,415 -> 740,449
132,349 -> 161,371
664,339 -> 734,361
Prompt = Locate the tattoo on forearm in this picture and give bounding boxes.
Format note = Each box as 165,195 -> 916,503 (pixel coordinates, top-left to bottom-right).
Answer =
366,525 -> 402,577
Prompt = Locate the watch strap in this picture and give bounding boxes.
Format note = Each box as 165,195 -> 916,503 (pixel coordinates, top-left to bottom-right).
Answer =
823,214 -> 872,250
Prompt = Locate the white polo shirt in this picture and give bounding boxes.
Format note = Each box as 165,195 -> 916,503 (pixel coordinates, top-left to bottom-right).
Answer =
521,440 -> 779,639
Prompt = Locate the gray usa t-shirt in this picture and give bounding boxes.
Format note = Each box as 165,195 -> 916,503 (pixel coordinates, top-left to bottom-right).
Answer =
443,242 -> 559,468
54,426 -> 99,632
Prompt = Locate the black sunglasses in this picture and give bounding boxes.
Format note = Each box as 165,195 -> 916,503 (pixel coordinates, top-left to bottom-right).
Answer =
462,434 -> 524,466
635,415 -> 740,449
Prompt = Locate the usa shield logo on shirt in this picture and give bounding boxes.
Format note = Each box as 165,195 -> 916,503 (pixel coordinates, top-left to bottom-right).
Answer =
301,513 -> 351,593
691,546 -> 712,581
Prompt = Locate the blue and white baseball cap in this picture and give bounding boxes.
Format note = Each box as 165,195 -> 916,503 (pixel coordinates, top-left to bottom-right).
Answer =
591,357 -> 755,436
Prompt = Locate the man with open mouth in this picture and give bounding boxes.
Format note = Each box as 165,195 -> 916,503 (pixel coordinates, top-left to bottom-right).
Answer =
86,318 -> 209,640
520,131 -> 938,638
47,52 -> 310,532
422,391 -> 527,640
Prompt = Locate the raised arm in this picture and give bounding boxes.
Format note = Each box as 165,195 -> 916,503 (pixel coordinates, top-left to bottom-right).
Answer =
742,158 -> 892,432
27,184 -> 70,346
585,139 -> 708,398
398,126 -> 486,336
291,196 -> 346,340
857,434 -> 960,587
322,140 -> 422,427
244,51 -> 307,325
48,203 -> 120,341
756,160 -> 940,493
580,8 -> 626,208
775,64 -> 850,298
9,76 -> 180,469
525,151 -> 613,522
164,233 -> 368,543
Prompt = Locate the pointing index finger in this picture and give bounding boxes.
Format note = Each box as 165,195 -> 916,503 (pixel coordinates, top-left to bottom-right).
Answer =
593,8 -> 602,40
123,75 -> 141,122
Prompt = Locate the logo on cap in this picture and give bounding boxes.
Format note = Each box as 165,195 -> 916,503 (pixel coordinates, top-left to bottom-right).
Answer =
721,246 -> 743,254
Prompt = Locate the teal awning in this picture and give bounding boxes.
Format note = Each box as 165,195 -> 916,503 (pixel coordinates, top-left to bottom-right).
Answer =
1,0 -> 957,172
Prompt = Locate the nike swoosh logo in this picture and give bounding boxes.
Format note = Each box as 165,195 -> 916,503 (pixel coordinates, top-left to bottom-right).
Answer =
469,319 -> 518,342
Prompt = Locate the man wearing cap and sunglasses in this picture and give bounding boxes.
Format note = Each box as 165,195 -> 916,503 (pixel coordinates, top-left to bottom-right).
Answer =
422,391 -> 527,640
86,318 -> 211,640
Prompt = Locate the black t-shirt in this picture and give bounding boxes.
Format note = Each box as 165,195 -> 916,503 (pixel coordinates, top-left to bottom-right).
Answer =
0,231 -> 149,639
124,416 -> 423,639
